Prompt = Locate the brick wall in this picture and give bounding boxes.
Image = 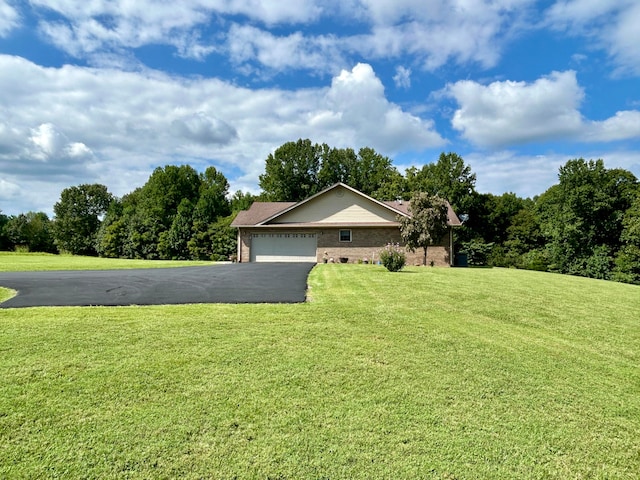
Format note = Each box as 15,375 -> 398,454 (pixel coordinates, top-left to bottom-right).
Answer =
238,227 -> 452,266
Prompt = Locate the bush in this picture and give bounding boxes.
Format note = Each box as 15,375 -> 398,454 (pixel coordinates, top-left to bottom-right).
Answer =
461,240 -> 494,266
379,243 -> 406,272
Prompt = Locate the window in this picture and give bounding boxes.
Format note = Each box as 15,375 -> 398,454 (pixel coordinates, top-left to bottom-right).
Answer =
339,229 -> 352,242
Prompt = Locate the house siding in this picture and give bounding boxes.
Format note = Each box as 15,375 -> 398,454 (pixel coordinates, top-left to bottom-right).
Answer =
274,187 -> 400,224
238,227 -> 452,266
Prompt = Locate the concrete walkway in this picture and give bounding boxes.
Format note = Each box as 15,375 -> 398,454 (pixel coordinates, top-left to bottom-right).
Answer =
0,263 -> 315,308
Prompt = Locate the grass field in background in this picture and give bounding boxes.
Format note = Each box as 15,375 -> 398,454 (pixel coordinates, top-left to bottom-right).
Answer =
0,252 -> 214,272
1,261 -> 639,478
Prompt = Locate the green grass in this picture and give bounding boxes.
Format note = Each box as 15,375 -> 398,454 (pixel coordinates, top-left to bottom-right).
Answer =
1,263 -> 639,478
0,252 -> 214,271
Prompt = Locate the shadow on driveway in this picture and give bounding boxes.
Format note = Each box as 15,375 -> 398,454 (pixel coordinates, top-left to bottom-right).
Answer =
0,263 -> 316,308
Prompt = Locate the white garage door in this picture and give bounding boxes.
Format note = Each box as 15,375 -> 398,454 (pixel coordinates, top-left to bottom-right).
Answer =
251,233 -> 317,262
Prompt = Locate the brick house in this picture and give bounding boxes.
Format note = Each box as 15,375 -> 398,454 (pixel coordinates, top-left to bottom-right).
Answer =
231,183 -> 462,265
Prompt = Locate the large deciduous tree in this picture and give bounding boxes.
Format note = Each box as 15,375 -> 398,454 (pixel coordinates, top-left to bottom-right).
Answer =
0,210 -> 12,251
399,193 -> 449,266
537,158 -> 639,278
96,164 -> 236,261
613,191 -> 640,283
406,152 -> 476,213
345,147 -> 405,200
260,139 -> 406,201
5,212 -> 56,253
259,139 -> 323,201
53,184 -> 113,255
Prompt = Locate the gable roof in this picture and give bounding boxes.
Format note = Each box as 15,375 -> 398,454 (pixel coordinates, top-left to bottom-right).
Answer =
232,202 -> 296,227
231,183 -> 462,227
383,199 -> 462,227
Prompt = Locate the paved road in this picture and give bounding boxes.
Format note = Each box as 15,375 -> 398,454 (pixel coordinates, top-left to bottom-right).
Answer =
0,263 -> 315,308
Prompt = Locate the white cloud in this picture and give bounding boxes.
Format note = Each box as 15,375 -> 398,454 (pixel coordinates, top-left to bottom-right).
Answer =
467,151 -> 567,198
446,71 -> 585,147
546,0 -> 640,76
226,24 -> 344,74
467,148 -> 640,198
29,123 -> 69,160
320,63 -> 445,151
0,0 -> 19,37
446,71 -> 640,148
346,0 -> 535,70
0,56 -> 444,215
26,0 -> 536,74
586,111 -> 640,142
393,66 -> 411,89
28,0 -> 330,62
33,0 -> 214,59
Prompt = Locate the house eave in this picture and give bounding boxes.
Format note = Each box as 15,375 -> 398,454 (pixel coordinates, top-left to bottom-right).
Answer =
238,222 -> 402,228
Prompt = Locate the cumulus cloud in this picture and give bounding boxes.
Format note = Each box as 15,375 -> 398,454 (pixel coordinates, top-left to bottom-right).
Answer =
586,111 -> 640,142
446,71 -> 585,147
319,63 -> 445,151
0,56 -> 444,215
27,123 -> 94,167
446,71 -> 640,148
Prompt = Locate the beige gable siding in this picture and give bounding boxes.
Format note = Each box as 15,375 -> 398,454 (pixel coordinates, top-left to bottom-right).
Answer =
272,186 -> 399,224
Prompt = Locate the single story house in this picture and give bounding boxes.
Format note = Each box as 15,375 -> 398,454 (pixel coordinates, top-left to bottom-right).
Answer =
231,183 -> 462,265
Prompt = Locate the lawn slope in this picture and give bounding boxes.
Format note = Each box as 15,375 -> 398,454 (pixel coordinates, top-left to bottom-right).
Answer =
0,264 -> 638,479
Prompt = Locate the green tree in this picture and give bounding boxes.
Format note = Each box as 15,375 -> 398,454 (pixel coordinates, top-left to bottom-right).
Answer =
192,167 -> 231,226
187,167 -> 232,260
53,184 -> 113,255
5,212 -> 56,253
158,199 -> 195,260
124,165 -> 201,259
317,145 -> 355,188
230,190 -> 256,213
537,159 -> 638,277
613,191 -> 640,283
259,139 -> 323,201
0,210 -> 12,251
261,140 -> 405,201
188,214 -> 237,261
348,147 -> 405,200
406,152 -> 476,214
399,193 -> 449,266
96,199 -> 126,258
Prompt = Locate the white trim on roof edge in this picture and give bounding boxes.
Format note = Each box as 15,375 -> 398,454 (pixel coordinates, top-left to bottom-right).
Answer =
256,183 -> 410,226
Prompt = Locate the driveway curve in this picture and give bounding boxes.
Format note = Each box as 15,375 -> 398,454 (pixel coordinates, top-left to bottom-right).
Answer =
0,263 -> 315,308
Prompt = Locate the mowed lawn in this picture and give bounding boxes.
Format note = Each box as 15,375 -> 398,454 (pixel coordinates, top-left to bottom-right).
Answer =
0,252 -> 214,272
0,257 -> 639,479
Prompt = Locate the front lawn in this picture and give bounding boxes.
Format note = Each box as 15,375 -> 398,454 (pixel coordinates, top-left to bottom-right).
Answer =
0,252 -> 213,272
0,264 -> 638,478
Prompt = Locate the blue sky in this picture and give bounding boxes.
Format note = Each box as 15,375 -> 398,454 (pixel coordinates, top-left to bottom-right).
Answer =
1,0 -> 639,216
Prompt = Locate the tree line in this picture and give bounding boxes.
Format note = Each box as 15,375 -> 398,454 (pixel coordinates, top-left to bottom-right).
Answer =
1,138 -> 639,284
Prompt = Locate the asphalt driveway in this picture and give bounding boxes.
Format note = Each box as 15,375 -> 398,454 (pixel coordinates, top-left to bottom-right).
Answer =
0,263 -> 315,308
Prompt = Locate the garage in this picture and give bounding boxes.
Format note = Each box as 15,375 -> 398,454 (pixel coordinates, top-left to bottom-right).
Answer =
250,233 -> 317,262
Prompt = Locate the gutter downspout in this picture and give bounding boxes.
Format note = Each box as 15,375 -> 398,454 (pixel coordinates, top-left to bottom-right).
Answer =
449,227 -> 453,266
